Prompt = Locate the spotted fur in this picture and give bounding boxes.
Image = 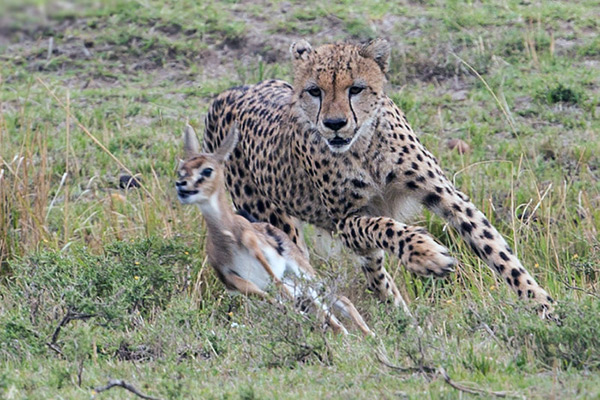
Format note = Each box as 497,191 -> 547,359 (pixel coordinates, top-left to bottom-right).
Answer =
201,39 -> 555,316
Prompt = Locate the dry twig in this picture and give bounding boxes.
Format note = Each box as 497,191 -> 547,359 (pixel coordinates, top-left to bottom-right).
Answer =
377,347 -> 517,398
47,308 -> 94,354
561,278 -> 600,299
93,379 -> 162,400
438,366 -> 511,398
376,348 -> 435,374
468,306 -> 503,347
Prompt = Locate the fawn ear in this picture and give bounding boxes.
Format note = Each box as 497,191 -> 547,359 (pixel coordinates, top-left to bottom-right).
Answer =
359,38 -> 391,73
183,123 -> 200,158
214,125 -> 239,162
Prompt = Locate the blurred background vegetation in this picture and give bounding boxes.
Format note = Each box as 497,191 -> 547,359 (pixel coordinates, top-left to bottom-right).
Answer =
0,0 -> 599,398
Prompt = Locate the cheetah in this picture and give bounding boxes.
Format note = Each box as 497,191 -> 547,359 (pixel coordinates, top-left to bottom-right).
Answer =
201,38 -> 555,317
177,123 -> 372,336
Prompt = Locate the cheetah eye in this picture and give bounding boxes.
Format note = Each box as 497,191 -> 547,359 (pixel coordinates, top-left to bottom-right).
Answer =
306,87 -> 321,97
349,86 -> 364,95
201,168 -> 213,177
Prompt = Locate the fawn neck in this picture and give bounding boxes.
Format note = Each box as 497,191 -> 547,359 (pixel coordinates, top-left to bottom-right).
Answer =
196,182 -> 237,236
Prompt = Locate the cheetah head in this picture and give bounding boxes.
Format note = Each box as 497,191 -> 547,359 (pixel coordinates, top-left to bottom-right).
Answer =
176,124 -> 237,205
290,39 -> 390,153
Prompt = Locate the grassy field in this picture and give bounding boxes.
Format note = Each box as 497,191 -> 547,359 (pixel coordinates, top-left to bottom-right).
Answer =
1,0 -> 599,398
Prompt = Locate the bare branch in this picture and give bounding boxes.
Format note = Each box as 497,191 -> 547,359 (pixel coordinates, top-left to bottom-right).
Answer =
93,379 -> 162,400
77,359 -> 84,387
46,343 -> 63,356
376,350 -> 435,374
377,347 -> 519,398
47,308 -> 94,355
561,278 -> 600,299
468,306 -> 504,347
438,366 -> 514,398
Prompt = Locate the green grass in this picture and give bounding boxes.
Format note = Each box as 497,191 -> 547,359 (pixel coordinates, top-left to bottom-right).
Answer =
1,0 -> 600,398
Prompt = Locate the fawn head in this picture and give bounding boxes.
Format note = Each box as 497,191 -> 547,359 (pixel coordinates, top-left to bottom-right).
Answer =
176,124 -> 238,204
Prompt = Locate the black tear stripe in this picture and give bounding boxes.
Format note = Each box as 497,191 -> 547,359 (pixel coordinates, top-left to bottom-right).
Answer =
315,92 -> 322,126
349,93 -> 358,125
332,70 -> 338,101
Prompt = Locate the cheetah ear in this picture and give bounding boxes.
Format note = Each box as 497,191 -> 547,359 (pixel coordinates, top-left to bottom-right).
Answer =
214,125 -> 239,163
183,123 -> 200,158
359,38 -> 391,73
290,39 -> 313,63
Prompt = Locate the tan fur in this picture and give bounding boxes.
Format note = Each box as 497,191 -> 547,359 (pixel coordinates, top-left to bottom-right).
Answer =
176,124 -> 373,335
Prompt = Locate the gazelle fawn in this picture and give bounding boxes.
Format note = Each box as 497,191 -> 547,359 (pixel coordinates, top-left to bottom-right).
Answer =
176,124 -> 372,336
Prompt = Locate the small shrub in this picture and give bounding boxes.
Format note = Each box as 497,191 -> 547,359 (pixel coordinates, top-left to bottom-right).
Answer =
543,83 -> 585,105
467,299 -> 600,370
0,237 -> 197,360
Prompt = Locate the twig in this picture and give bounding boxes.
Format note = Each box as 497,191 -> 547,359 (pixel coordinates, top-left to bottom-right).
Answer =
561,278 -> 600,299
438,366 -> 511,398
46,342 -> 63,356
377,347 -> 517,398
77,359 -> 84,387
376,349 -> 435,374
93,379 -> 162,400
468,306 -> 503,346
47,308 -> 94,353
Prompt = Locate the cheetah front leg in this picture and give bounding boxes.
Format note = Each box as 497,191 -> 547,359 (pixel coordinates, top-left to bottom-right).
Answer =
336,216 -> 455,307
419,183 -> 555,315
359,250 -> 412,315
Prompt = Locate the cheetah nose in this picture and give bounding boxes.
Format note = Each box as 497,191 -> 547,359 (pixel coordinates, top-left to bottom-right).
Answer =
323,118 -> 348,131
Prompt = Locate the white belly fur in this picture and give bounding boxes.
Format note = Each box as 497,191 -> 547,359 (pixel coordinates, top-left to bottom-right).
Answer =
228,244 -> 293,290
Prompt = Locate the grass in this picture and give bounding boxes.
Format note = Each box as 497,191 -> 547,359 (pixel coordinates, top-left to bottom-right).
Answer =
1,0 -> 599,398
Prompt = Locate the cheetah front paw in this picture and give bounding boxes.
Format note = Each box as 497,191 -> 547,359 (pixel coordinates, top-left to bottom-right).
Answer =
400,233 -> 456,277
536,295 -> 559,323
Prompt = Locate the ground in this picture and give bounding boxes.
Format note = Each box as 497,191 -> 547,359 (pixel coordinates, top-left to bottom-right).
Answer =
1,0 -> 599,399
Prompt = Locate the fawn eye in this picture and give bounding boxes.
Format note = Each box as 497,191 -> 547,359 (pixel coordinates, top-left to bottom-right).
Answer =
349,86 -> 364,95
306,87 -> 321,97
201,168 -> 213,177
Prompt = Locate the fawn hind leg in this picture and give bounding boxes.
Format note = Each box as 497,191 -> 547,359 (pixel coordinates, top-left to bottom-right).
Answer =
332,296 -> 373,337
286,282 -> 350,335
224,274 -> 273,303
